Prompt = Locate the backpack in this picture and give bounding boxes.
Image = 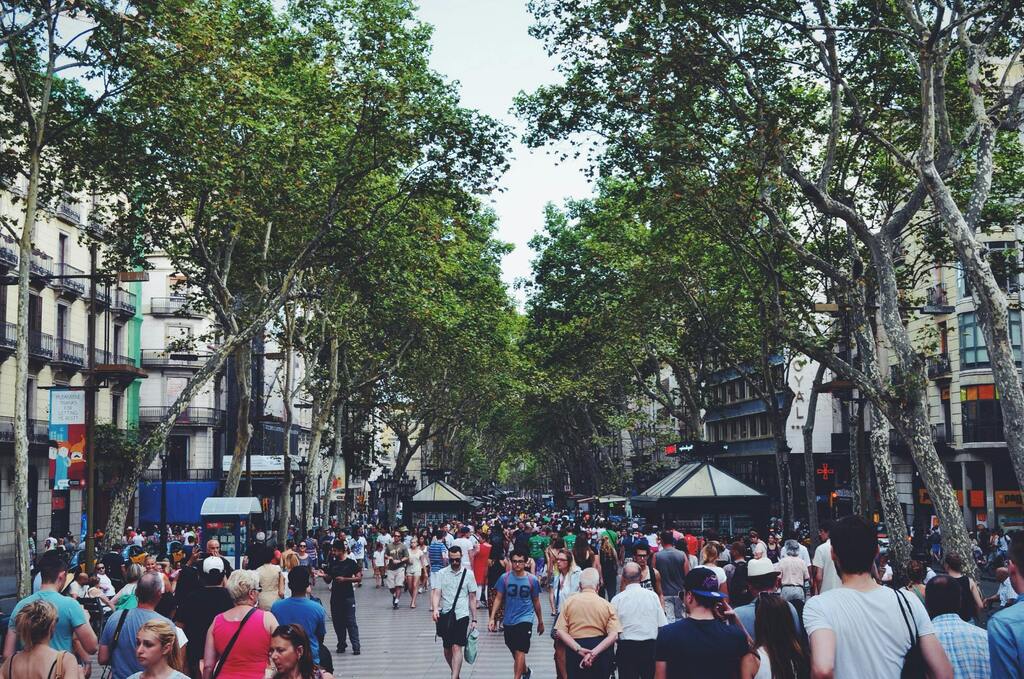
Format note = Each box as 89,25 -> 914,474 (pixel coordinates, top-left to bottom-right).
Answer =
729,561 -> 752,606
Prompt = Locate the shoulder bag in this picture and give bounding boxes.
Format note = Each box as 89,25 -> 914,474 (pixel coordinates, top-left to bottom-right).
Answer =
99,609 -> 130,679
896,589 -> 926,679
210,607 -> 258,679
437,568 -> 468,639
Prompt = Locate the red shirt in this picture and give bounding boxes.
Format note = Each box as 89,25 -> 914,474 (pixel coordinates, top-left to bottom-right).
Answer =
473,541 -> 492,585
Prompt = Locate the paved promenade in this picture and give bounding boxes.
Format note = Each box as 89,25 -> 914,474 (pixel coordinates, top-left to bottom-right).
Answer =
317,570 -> 558,679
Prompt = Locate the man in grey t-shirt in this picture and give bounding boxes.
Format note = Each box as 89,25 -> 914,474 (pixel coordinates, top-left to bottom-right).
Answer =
652,532 -> 689,621
98,572 -> 187,679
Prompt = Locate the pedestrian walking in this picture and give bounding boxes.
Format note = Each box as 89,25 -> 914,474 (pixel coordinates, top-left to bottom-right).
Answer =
652,532 -> 689,620
431,544 -> 479,679
987,532 -> 1024,678
802,516 -> 952,679
732,558 -> 801,637
272,568 -> 328,669
811,522 -> 841,595
777,540 -> 810,604
943,554 -> 985,623
654,567 -> 749,679
553,568 -> 621,679
926,575 -> 990,679
128,619 -> 189,679
631,544 -> 664,610
488,549 -> 544,679
740,592 -> 809,679
407,538 -> 425,609
385,530 -> 411,609
202,569 -> 279,679
270,624 -> 335,679
599,536 -> 619,600
372,543 -> 386,588
0,600 -> 80,679
3,551 -> 98,658
322,540 -> 361,655
98,572 -> 187,679
611,562 -> 666,679
175,557 -> 233,678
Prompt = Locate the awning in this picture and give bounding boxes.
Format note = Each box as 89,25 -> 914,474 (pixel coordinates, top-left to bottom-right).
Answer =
200,496 -> 262,517
631,462 -> 769,514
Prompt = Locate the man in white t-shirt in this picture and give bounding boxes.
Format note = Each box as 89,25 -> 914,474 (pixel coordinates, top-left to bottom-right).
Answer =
803,516 -> 952,679
452,526 -> 476,563
812,522 -> 841,594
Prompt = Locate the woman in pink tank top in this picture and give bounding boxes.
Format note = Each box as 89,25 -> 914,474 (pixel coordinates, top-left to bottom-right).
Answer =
203,570 -> 279,679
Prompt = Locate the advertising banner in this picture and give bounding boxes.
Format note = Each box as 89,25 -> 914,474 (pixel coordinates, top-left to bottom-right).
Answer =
49,389 -> 86,490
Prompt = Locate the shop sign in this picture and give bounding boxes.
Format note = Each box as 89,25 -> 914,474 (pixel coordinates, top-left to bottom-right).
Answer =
996,491 -> 1024,508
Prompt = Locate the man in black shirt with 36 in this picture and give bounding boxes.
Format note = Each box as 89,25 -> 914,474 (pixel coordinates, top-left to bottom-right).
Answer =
323,540 -> 362,655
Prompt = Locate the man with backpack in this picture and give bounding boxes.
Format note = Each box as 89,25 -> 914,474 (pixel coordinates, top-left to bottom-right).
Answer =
98,572 -> 187,679
488,549 -> 544,679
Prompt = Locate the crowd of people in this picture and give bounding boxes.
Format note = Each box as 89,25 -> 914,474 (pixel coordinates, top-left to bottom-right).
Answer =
5,507 -> 1024,678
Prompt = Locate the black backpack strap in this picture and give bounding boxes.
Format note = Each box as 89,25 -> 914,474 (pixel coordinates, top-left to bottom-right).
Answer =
447,568 -> 468,614
895,589 -> 918,646
111,609 -> 130,647
210,607 -> 258,679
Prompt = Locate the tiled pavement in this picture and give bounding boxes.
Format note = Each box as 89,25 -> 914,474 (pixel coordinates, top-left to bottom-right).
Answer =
323,571 -> 559,678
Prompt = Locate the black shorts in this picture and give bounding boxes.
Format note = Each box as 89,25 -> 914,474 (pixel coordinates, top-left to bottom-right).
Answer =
503,621 -> 533,654
436,615 -> 470,648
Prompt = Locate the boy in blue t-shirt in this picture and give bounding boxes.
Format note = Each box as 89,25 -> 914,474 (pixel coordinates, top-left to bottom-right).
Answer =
488,549 -> 544,679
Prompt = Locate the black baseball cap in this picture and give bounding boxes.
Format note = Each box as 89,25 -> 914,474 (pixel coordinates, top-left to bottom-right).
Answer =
684,567 -> 728,599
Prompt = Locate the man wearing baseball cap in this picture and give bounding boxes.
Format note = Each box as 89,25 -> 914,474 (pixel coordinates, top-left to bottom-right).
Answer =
175,556 -> 232,678
654,567 -> 750,678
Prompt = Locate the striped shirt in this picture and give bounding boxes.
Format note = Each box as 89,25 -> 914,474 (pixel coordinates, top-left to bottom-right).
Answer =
932,613 -> 990,679
428,540 -> 448,572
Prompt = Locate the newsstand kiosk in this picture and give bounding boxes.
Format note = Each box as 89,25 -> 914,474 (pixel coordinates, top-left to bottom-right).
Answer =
200,496 -> 262,569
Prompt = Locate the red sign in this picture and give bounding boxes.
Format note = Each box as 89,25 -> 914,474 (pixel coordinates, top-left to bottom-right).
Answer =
52,494 -> 67,510
665,444 -> 677,456
817,464 -> 835,480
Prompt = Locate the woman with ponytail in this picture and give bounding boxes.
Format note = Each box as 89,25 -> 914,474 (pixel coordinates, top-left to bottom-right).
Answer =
128,619 -> 188,679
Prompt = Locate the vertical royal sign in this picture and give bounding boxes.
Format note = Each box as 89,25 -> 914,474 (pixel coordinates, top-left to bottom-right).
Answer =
49,389 -> 86,490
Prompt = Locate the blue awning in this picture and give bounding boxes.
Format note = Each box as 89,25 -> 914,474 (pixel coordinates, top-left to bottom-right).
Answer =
704,392 -> 788,422
138,481 -> 219,525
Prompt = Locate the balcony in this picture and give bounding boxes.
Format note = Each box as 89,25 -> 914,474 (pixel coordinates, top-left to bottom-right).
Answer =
927,353 -> 952,380
113,289 -> 137,317
29,252 -> 53,288
963,420 -> 1006,444
0,322 -> 14,358
0,235 -> 17,270
56,197 -> 81,225
92,349 -> 136,367
141,349 -> 211,370
52,338 -> 85,370
0,417 -> 51,445
139,406 -> 225,428
28,330 -> 53,362
149,296 -> 203,318
55,262 -> 86,298
87,287 -> 111,308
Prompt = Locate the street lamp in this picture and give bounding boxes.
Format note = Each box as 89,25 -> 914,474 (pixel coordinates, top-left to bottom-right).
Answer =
159,446 -> 168,552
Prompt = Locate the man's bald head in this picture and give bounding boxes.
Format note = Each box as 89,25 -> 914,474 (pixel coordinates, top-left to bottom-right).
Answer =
621,561 -> 641,584
137,571 -> 165,604
206,539 -> 220,555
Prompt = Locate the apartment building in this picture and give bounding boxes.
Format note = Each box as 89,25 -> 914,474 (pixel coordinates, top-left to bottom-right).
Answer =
900,226 -> 1024,532
703,355 -> 836,520
0,182 -> 142,571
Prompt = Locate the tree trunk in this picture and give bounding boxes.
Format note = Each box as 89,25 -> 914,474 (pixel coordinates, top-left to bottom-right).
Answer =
869,407 -> 910,578
278,334 -> 294,543
802,363 -> 826,548
224,343 -> 254,497
303,337 -> 339,532
13,151 -> 42,597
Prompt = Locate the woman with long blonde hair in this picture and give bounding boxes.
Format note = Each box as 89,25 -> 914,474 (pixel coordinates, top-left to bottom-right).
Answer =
0,600 -> 78,679
129,619 -> 187,679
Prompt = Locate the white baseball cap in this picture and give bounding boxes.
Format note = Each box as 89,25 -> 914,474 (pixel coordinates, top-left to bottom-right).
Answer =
202,556 -> 225,574
747,558 -> 777,578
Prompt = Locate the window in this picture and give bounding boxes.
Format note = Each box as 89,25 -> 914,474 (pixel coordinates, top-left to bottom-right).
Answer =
959,311 -> 1022,368
737,381 -> 746,399
56,304 -> 67,342
959,243 -> 1020,298
739,417 -> 748,439
111,394 -> 122,428
58,233 -> 68,267
961,384 -> 1004,442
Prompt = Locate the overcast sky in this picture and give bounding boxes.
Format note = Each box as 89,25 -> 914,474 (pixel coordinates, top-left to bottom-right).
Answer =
414,1 -> 593,304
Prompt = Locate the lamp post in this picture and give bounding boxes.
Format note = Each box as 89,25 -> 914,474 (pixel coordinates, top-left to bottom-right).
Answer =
297,457 -> 308,536
159,446 -> 168,552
